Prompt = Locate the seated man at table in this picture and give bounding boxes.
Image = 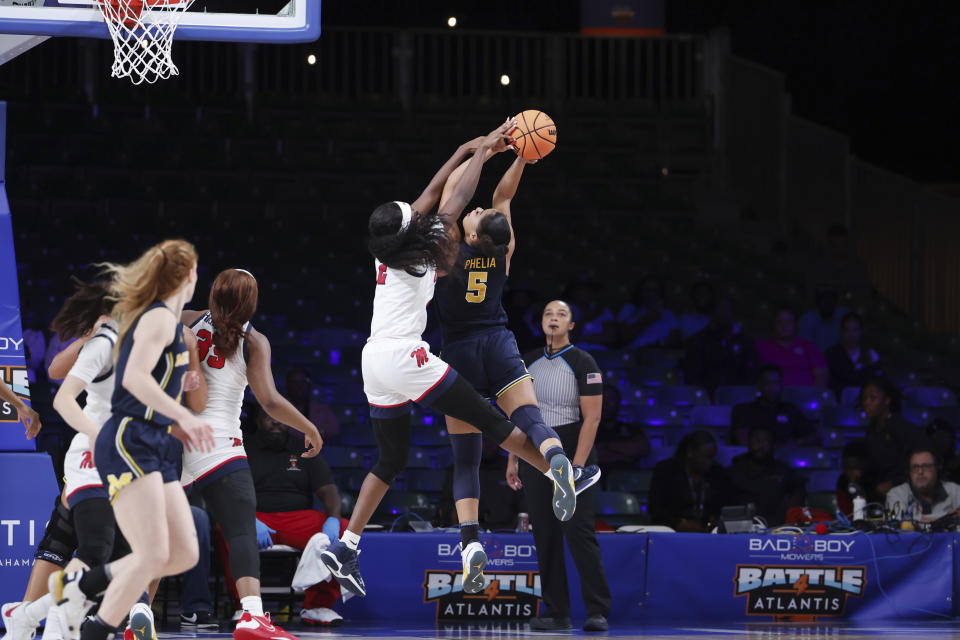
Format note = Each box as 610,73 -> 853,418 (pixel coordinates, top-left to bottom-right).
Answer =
222,406 -> 348,625
728,425 -> 805,526
885,447 -> 960,522
729,365 -> 820,446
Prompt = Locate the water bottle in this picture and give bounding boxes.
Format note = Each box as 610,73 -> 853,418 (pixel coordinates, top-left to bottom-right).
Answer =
516,512 -> 530,533
853,496 -> 866,521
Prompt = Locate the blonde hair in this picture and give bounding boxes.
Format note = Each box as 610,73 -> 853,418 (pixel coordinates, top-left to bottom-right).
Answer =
98,239 -> 198,353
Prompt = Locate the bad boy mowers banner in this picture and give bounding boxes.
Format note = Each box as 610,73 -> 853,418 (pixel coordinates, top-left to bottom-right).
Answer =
642,532 -> 954,621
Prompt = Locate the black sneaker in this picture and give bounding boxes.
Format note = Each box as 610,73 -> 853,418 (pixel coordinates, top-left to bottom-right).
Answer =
583,614 -> 609,632
573,464 -> 601,495
320,540 -> 367,597
179,611 -> 219,630
548,453 -> 577,522
529,616 -> 572,630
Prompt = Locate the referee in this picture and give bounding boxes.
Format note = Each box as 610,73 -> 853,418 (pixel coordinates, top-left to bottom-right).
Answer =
507,299 -> 611,632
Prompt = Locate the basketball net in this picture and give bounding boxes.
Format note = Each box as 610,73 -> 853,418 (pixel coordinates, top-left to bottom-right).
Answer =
94,0 -> 194,84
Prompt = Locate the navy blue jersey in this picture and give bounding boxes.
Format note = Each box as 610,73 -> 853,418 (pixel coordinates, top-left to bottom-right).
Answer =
435,241 -> 509,343
112,301 -> 190,426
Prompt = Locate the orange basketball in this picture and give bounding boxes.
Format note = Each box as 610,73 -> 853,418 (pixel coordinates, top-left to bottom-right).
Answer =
511,109 -> 557,161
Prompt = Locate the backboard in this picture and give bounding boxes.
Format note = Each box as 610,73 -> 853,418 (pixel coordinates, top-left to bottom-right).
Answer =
0,0 -> 320,43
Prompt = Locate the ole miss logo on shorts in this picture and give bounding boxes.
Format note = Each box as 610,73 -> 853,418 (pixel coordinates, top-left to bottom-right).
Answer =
411,347 -> 429,368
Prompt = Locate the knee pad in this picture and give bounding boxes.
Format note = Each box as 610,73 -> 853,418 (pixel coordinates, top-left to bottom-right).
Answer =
35,500 -> 76,567
449,433 -> 482,501
510,405 -> 556,451
370,416 -> 411,483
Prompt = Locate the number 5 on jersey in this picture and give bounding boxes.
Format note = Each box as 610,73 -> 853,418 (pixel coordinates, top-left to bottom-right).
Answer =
466,271 -> 487,303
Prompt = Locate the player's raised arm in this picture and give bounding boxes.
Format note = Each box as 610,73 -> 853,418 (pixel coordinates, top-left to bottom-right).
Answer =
439,119 -> 517,230
409,136 -> 485,219
439,148 -> 497,214
492,155 -> 530,267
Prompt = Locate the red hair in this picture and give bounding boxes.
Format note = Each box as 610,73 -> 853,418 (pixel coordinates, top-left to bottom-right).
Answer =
209,269 -> 258,360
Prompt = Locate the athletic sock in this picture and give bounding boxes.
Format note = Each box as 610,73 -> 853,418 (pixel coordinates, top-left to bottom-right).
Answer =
24,594 -> 52,625
239,596 -> 263,618
79,615 -> 117,640
460,521 -> 480,548
78,566 -> 112,599
340,530 -> 361,551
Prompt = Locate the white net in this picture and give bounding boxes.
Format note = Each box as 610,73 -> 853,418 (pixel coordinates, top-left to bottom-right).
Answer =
94,0 -> 194,85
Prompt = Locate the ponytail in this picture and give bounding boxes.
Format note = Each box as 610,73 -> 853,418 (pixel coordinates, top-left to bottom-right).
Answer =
209,269 -> 258,360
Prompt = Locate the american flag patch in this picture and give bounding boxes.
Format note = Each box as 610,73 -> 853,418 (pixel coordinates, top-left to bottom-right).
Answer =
586,372 -> 602,384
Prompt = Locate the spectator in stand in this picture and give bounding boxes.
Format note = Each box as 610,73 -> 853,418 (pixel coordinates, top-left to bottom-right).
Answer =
616,275 -> 678,350
884,448 -> 960,521
824,312 -> 881,398
756,307 -> 828,386
682,296 -> 757,394
806,224 -> 873,298
648,430 -> 731,532
729,365 -> 820,446
228,407 -> 348,626
286,366 -> 341,442
860,378 -> 930,503
595,385 -> 651,469
927,419 -> 960,483
798,286 -> 850,351
504,283 -> 542,355
678,280 -> 716,340
835,439 -> 868,517
728,425 -> 805,526
566,276 -> 617,350
439,436 -> 526,531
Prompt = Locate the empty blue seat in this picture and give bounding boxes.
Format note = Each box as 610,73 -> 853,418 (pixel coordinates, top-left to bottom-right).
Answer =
405,469 -> 447,493
802,470 -> 838,493
689,405 -> 732,427
841,386 -> 861,407
322,446 -> 367,468
407,447 -> 435,469
410,425 -> 447,447
821,407 -> 869,428
904,386 -> 958,408
339,426 -> 378,448
779,447 -> 835,470
901,406 -> 934,427
653,385 -> 710,408
638,445 -> 675,469
334,468 -> 369,491
782,386 -> 838,413
715,445 -> 747,467
715,385 -> 757,406
620,405 -> 686,427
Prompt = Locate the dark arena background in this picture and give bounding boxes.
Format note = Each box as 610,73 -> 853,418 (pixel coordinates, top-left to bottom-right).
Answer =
3,1 -> 960,639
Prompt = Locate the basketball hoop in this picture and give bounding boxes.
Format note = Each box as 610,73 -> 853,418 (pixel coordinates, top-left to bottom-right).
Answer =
93,0 -> 194,84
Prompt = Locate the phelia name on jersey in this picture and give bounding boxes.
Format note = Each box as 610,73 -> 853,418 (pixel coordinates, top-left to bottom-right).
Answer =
464,257 -> 496,270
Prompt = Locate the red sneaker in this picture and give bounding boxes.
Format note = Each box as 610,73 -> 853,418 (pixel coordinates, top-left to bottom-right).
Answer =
232,612 -> 297,640
123,627 -> 134,640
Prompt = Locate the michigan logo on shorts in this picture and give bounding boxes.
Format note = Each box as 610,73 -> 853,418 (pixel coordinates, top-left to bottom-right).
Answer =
107,472 -> 134,501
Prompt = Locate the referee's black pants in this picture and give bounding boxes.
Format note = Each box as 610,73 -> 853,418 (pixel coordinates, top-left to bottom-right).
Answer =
518,422 -> 611,619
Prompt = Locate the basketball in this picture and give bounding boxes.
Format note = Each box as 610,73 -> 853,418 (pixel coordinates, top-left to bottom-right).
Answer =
511,109 -> 557,161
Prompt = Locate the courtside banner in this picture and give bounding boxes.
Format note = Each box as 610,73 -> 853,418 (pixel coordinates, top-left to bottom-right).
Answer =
0,104 -> 34,451
642,532 -> 953,621
0,454 -> 60,615
338,532 -> 645,622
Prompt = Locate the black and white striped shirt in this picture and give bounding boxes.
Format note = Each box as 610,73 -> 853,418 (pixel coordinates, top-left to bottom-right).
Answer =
523,345 -> 603,428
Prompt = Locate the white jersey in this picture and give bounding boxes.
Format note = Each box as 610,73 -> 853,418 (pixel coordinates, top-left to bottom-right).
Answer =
368,259 -> 438,343
190,312 -> 249,438
67,321 -> 118,429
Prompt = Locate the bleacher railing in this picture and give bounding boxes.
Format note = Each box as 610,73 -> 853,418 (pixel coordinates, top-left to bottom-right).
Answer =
2,28 -> 705,109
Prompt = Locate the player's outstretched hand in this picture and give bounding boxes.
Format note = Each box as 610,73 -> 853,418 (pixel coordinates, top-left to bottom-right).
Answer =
506,454 -> 522,491
22,405 -> 42,439
302,426 -> 324,458
171,414 -> 215,453
484,118 -> 519,153
184,371 -> 202,392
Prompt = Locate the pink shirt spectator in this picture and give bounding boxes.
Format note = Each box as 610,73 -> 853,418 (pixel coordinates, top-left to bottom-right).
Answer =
755,337 -> 827,386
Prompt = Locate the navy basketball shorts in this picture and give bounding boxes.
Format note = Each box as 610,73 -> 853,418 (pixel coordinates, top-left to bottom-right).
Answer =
441,327 -> 531,399
95,415 -> 183,502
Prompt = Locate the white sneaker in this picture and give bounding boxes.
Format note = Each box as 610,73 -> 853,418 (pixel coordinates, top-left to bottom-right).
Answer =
300,608 -> 343,626
128,603 -> 156,640
40,606 -> 64,640
1,604 -> 21,627
46,572 -> 91,640
460,541 -> 487,595
1,603 -> 36,640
